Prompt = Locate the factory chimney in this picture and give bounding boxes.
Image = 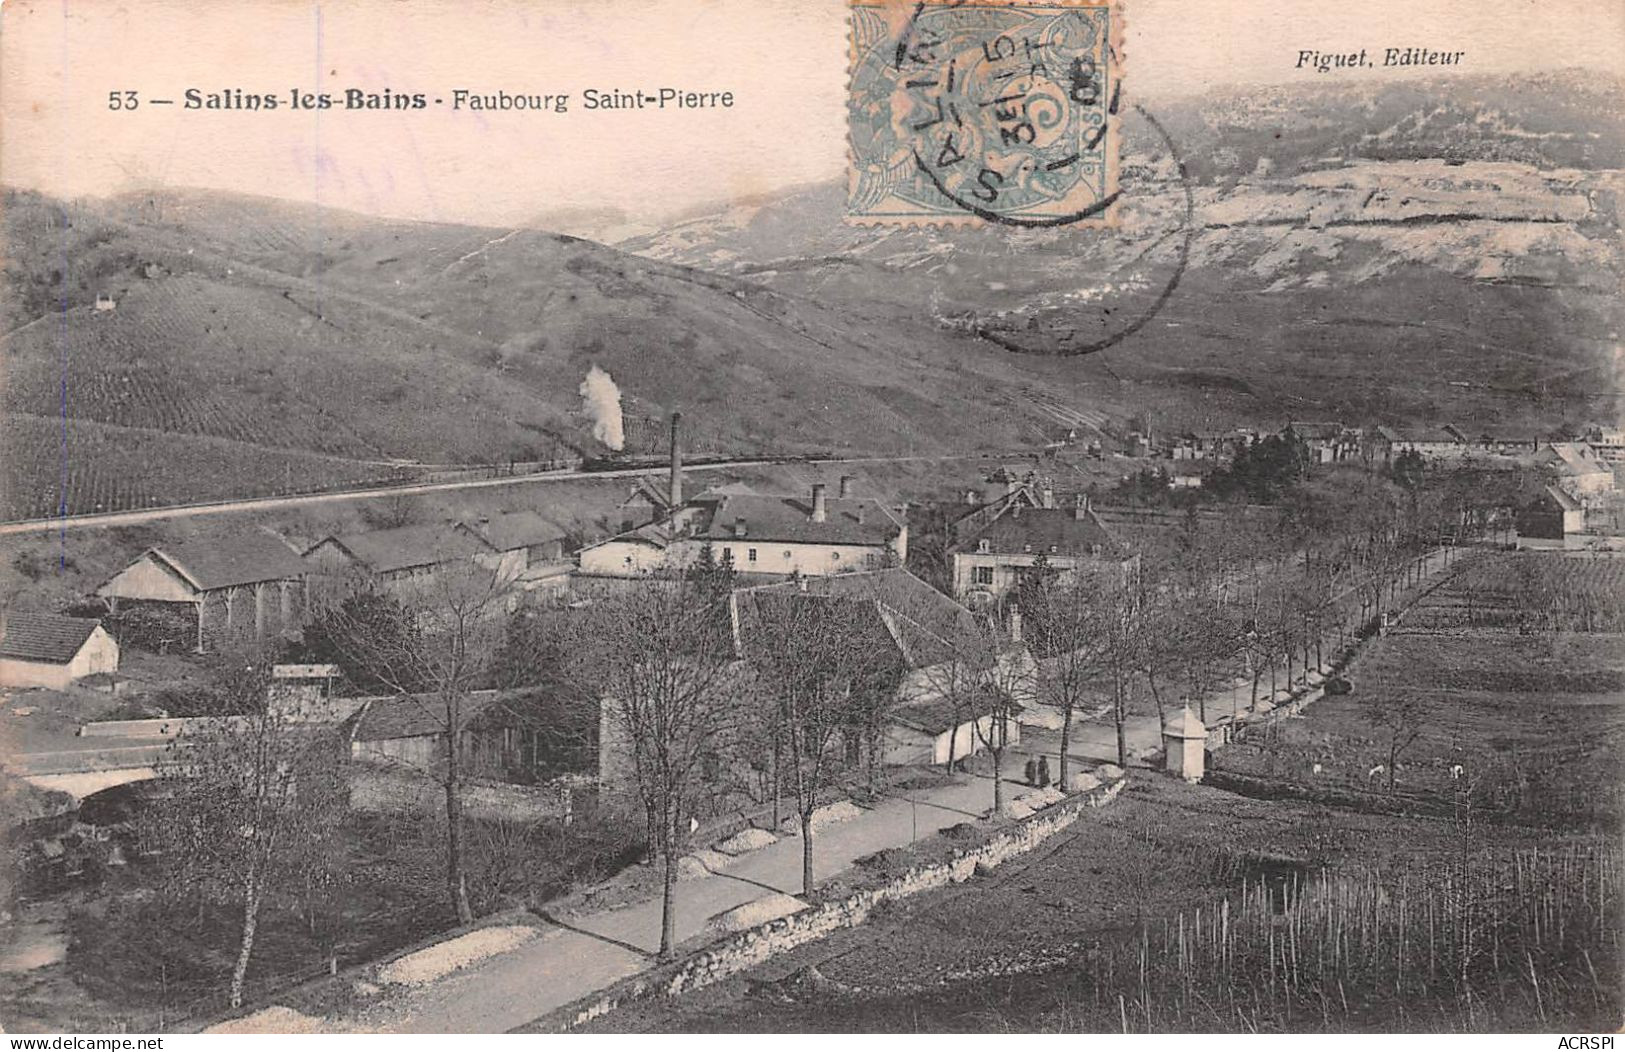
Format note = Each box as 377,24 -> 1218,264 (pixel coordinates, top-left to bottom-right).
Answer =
811,483 -> 827,523
668,411 -> 683,512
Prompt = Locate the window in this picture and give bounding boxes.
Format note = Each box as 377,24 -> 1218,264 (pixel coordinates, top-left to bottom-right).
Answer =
974,566 -> 995,586
831,551 -> 841,561
748,548 -> 758,563
783,550 -> 792,559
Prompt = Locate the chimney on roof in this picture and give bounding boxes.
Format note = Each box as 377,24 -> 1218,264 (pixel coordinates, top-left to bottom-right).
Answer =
1008,604 -> 1023,644
668,412 -> 683,511
811,483 -> 827,523
734,517 -> 748,538
1074,493 -> 1091,520
1041,480 -> 1055,509
965,489 -> 980,505
839,475 -> 854,499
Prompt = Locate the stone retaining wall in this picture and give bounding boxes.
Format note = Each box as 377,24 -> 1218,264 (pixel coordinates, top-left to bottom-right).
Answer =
547,775 -> 1127,1031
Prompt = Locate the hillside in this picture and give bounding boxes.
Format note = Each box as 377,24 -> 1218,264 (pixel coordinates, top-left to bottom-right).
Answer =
4,73 -> 1621,521
0,188 -> 1106,520
618,73 -> 1625,435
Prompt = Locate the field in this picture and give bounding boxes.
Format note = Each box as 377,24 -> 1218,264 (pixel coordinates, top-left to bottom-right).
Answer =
1213,551 -> 1625,825
583,779 -> 1616,1033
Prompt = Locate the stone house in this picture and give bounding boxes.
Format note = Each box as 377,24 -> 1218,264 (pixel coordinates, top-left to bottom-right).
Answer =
1516,485 -> 1584,540
578,479 -> 907,581
949,495 -> 1135,603
734,569 -> 1032,767
304,522 -> 498,596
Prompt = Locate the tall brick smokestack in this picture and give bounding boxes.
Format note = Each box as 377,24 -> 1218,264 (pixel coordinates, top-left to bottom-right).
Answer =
811,483 -> 827,523
668,412 -> 683,511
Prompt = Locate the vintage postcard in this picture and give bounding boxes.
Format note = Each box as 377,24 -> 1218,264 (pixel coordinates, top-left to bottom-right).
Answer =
0,0 -> 1621,1039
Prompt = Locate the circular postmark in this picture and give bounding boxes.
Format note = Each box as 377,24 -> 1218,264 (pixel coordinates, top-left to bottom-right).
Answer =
975,102 -> 1195,355
848,2 -> 1119,227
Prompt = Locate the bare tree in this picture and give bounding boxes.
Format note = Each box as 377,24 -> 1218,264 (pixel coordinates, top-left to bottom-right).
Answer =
1368,692 -> 1425,792
153,656 -> 347,1009
307,562 -> 513,925
968,615 -> 1036,813
1020,576 -> 1111,787
574,575 -> 738,959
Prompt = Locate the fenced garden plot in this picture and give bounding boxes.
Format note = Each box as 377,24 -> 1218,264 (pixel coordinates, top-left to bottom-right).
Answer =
1211,618 -> 1625,827
1066,843 -> 1619,1032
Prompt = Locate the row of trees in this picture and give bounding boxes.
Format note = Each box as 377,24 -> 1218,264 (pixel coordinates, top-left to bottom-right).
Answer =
1016,466 -> 1480,778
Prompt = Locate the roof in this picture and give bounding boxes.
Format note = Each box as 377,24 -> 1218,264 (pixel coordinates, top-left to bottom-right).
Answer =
623,477 -> 674,511
738,569 -> 991,671
1164,706 -> 1209,740
952,505 -> 1125,558
1285,421 -> 1347,441
273,664 -> 341,679
1537,442 -> 1608,476
313,523 -> 493,575
0,613 -> 105,664
688,492 -> 903,546
468,511 -> 566,553
348,690 -> 504,742
1397,424 -> 1468,445
149,533 -> 308,591
1529,484 -> 1583,511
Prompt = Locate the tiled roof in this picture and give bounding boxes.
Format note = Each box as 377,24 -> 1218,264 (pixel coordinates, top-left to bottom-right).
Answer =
314,523 -> 493,575
468,511 -> 566,553
691,493 -> 902,546
349,690 -> 504,742
0,612 -> 104,664
150,533 -> 309,591
952,506 -> 1124,558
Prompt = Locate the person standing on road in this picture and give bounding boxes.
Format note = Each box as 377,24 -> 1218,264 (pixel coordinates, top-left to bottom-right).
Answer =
1037,754 -> 1051,787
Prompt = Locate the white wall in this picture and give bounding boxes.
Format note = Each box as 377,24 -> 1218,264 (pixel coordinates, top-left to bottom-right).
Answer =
578,539 -> 674,576
708,539 -> 892,577
0,657 -> 73,690
68,626 -> 119,679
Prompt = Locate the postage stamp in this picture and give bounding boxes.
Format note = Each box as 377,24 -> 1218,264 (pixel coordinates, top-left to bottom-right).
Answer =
847,0 -> 1121,227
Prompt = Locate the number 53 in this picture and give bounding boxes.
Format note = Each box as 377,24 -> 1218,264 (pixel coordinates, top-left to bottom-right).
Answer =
107,90 -> 139,110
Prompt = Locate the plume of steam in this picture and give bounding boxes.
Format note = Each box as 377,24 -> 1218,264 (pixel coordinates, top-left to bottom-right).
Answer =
579,365 -> 624,451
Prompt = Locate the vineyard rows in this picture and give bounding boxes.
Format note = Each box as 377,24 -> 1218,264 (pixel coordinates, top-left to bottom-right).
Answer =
1,416 -> 417,522
4,280 -> 390,459
1407,552 -> 1625,633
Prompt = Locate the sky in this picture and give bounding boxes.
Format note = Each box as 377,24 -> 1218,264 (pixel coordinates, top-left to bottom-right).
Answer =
2,0 -> 1621,229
